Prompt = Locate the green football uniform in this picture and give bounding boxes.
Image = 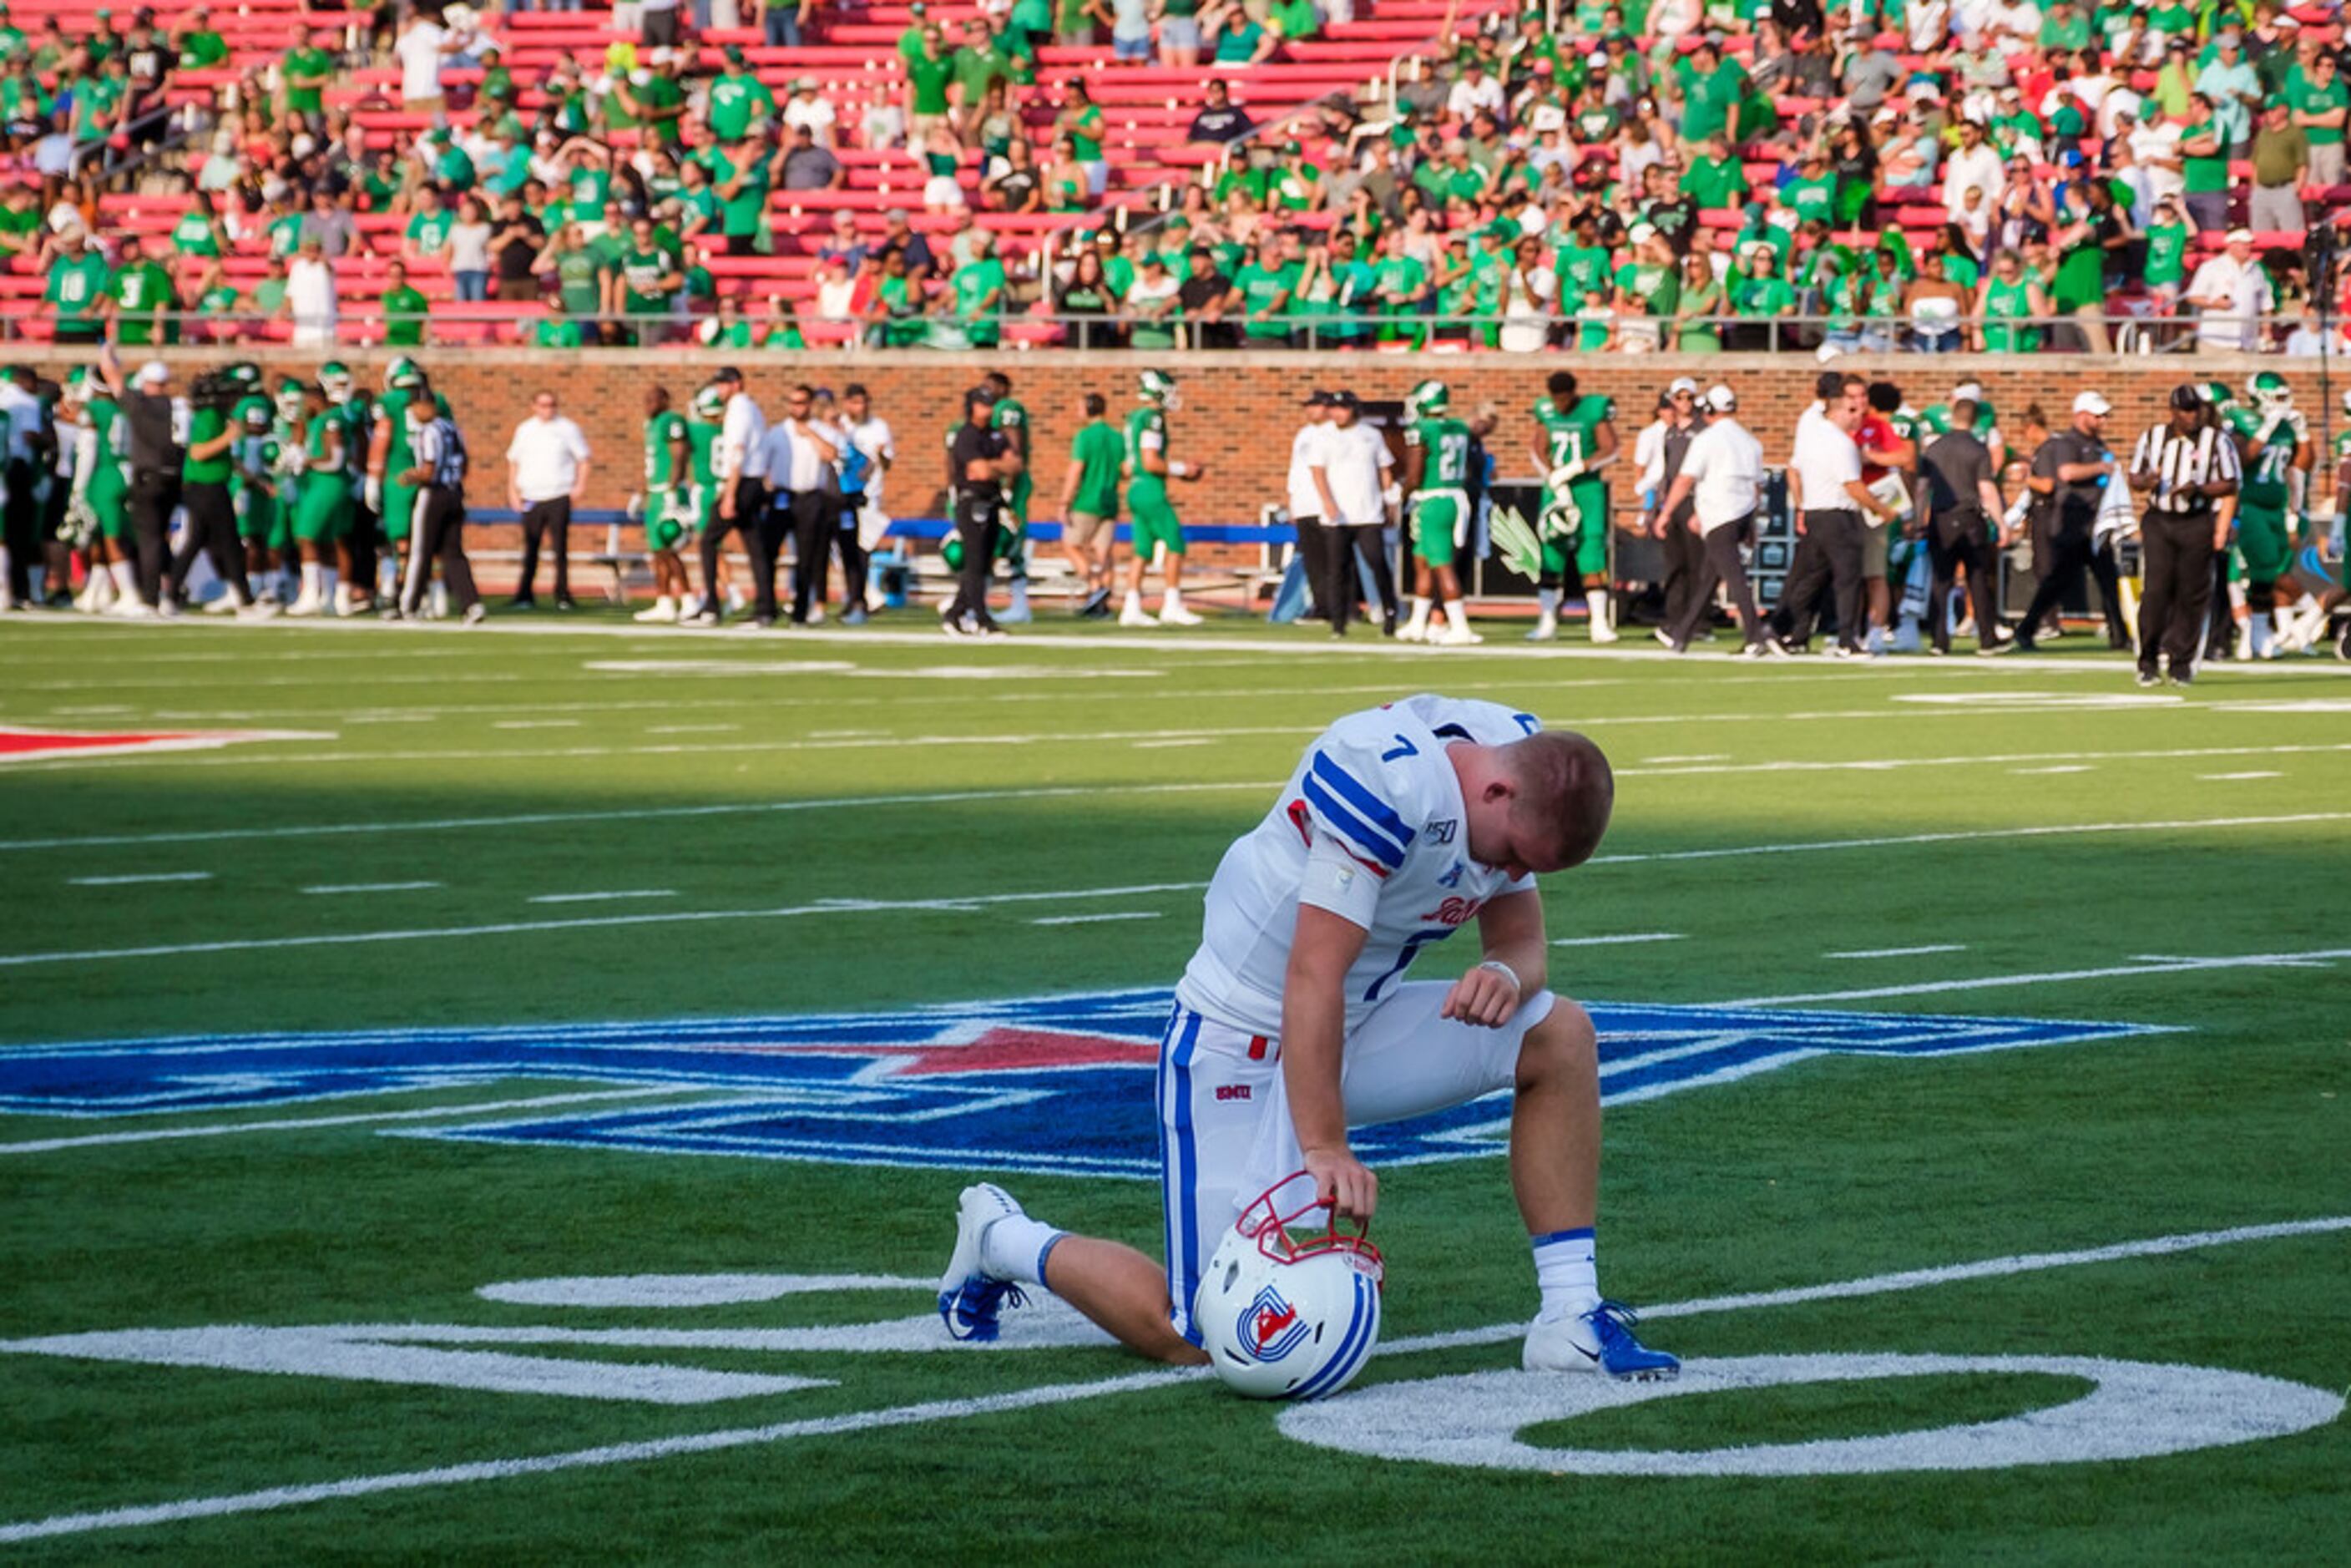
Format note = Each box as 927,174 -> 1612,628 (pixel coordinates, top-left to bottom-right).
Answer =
293,412 -> 350,544
1125,405 -> 1183,559
79,395 -> 129,542
991,396 -> 1032,532
1531,392 -> 1614,578
377,389 -> 449,544
1405,412 -> 1473,568
644,408 -> 690,551
2227,407 -> 2298,580
234,428 -> 286,549
684,416 -> 720,534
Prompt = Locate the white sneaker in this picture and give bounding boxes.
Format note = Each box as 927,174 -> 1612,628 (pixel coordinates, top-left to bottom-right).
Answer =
1396,620 -> 1426,643
239,599 -> 282,620
634,599 -> 679,624
1435,623 -> 1484,645
808,601 -> 827,625
155,598 -> 181,620
286,592 -> 321,618
1524,1302 -> 1680,1380
936,1182 -> 1026,1343
110,599 -> 155,620
1157,602 -> 1203,626
1526,612 -> 1558,642
202,594 -> 240,615
1893,622 -> 1923,653
1588,619 -> 1618,645
1119,599 -> 1155,627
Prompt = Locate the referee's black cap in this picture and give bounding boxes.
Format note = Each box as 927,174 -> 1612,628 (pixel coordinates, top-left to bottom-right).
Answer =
967,383 -> 1000,408
2170,383 -> 2204,412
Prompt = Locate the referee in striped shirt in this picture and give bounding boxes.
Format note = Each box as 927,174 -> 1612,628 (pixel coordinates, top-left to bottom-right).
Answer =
397,379 -> 486,626
2127,384 -> 2240,686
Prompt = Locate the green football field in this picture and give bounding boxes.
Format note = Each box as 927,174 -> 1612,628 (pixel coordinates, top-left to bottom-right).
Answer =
1,613 -> 2346,1562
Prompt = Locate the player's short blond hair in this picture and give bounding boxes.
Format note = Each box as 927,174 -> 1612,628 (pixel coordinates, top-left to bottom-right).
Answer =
1503,730 -> 1613,868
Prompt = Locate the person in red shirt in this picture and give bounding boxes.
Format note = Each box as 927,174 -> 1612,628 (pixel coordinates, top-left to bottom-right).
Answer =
1856,381 -> 1917,653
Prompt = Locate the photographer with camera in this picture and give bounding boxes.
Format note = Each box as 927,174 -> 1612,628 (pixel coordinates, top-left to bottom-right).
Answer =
166,362 -> 259,613
94,341 -> 184,614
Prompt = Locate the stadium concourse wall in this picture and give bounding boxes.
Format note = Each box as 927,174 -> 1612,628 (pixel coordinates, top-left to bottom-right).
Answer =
58,352 -> 2308,570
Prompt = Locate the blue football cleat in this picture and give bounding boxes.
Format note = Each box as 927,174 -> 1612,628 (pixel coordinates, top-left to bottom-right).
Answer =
1523,1299 -> 1681,1380
937,1183 -> 1028,1343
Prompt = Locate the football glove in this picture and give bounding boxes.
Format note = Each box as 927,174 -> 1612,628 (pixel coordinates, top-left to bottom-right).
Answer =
364,477 -> 383,513
1488,503 -> 1545,580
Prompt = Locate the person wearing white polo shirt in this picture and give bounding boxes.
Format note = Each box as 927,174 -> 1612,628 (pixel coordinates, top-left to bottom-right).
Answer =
1286,390 -> 1336,621
1308,390 -> 1396,638
1771,381 -> 1898,656
1657,384 -> 1768,655
505,390 -> 592,609
691,366 -> 769,625
2182,229 -> 2275,352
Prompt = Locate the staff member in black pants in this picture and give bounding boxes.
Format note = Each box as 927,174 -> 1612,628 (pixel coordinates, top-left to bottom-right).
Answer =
943,384 -> 1019,639
167,379 -> 252,612
94,344 -> 181,615
1310,390 -> 1398,638
1286,391 -> 1335,620
2128,383 -> 2241,686
1653,377 -> 1704,633
1656,384 -> 1767,655
2011,392 -> 2129,652
691,367 -> 769,625
1920,397 -> 2010,655
756,382 -> 840,629
1771,388 -> 1892,656
503,389 -> 591,610
397,376 -> 486,626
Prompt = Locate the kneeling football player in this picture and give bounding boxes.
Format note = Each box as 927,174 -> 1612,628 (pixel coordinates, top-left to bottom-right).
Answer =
938,696 -> 1677,1383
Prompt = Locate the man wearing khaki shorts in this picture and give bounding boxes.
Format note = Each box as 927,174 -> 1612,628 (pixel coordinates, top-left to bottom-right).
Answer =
1059,392 -> 1124,619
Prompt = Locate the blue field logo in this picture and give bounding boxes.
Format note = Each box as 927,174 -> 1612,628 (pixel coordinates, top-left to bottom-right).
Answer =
0,989 -> 2156,1178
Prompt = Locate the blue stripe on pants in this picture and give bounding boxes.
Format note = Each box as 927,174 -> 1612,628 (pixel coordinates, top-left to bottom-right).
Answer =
1163,1006 -> 1206,1344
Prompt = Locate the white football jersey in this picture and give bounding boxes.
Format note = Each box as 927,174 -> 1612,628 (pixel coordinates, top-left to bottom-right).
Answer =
1174,695 -> 1542,1037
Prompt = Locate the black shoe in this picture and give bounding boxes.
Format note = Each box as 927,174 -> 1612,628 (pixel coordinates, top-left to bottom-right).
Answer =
462,602 -> 488,626
752,615 -> 777,630
2010,634 -> 2037,654
555,594 -> 579,611
2338,626 -> 2351,661
2170,667 -> 2195,686
508,594 -> 536,609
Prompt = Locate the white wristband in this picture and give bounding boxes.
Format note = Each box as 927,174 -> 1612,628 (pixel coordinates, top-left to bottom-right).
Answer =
1167,459 -> 1191,478
1478,959 -> 1523,992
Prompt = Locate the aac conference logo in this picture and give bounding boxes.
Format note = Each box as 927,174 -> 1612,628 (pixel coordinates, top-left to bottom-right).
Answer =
0,988 -> 2158,1176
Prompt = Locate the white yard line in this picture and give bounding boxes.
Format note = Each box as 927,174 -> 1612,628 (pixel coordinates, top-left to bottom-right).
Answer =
0,882 -> 1212,970
2012,766 -> 2095,775
1550,933 -> 1685,948
1826,944 -> 1967,960
1028,912 -> 1162,927
3,1213 -> 2340,1545
301,882 -> 442,896
0,780 -> 1284,857
66,872 -> 212,888
524,890 -> 679,905
1589,812 -> 2351,867
2198,771 -> 2282,781
491,720 -> 584,731
0,1089 -> 700,1156
644,724 -> 742,735
1705,947 -> 2351,1009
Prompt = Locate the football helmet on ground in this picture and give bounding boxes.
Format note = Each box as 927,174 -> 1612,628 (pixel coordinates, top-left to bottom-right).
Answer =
1196,1172 -> 1384,1400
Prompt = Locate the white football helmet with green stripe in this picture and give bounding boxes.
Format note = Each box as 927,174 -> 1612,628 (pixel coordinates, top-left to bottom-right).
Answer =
2246,371 -> 2292,414
1139,368 -> 1180,409
1408,378 -> 1449,417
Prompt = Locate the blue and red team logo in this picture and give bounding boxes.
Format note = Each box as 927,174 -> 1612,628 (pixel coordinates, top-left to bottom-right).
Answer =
1241,1286 -> 1311,1363
0,726 -> 327,763
0,989 -> 2156,1177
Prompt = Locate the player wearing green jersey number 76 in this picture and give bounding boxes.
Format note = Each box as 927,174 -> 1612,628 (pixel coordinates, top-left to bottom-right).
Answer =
1399,378 -> 1481,645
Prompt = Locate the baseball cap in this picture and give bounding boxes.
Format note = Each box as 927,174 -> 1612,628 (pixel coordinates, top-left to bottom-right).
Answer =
1331,390 -> 1360,410
2170,384 -> 2206,412
134,360 -> 169,385
2224,226 -> 2254,245
1668,376 -> 1699,395
1302,390 -> 1330,407
2073,391 -> 2112,416
967,383 -> 999,407
1627,220 -> 1657,243
1705,384 -> 1737,412
1951,381 -> 1984,402
712,366 -> 743,385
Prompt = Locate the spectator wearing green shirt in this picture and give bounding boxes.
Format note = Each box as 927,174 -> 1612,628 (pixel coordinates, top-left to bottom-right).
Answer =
72,56 -> 128,143
950,20 -> 1015,138
1679,133 -> 1747,210
950,228 -> 1009,348
279,28 -> 334,124
1780,146 -> 1838,225
1267,0 -> 1321,43
904,27 -> 956,143
530,291 -> 585,349
1056,76 -> 1107,195
380,259 -> 430,347
619,50 -> 690,148
1728,241 -> 1794,351
1228,233 -> 1302,346
0,184 -> 39,267
252,254 -> 291,320
43,231 -> 109,345
707,137 -> 778,257
534,224 -> 609,328
2288,48 -> 2348,189
402,185 -> 455,268
104,236 -> 176,346
705,48 -> 778,144
1676,39 -> 1748,146
897,2 -> 934,63
2179,97 -> 2231,231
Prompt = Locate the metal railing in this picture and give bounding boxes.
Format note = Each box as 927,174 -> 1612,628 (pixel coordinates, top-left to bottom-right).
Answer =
34,305 -> 2318,355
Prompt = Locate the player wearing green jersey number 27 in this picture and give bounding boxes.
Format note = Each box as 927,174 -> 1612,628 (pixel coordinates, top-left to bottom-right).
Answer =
1399,378 -> 1482,645
1118,368 -> 1210,627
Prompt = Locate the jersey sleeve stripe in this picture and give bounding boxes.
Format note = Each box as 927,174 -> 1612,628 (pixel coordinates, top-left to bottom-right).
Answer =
1299,774 -> 1406,870
1307,751 -> 1417,855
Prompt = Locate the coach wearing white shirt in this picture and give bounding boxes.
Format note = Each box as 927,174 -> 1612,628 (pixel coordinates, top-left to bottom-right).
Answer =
1286,392 -> 1336,620
755,382 -> 841,628
2182,229 -> 2275,352
1309,391 -> 1397,638
504,391 -> 592,609
690,366 -> 770,625
1771,383 -> 1894,656
1658,384 -> 1767,655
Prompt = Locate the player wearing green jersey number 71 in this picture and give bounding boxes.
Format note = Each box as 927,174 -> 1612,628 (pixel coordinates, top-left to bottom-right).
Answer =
1399,378 -> 1481,645
1119,368 -> 1210,627
1524,369 -> 1621,642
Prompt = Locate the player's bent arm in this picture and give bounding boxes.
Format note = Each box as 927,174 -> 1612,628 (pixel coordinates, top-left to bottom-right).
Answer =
1282,901 -> 1374,1220
1449,888 -> 1548,1028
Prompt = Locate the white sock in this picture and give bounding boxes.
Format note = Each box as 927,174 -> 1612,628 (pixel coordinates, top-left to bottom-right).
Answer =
1125,589 -> 1143,610
0,546 -> 11,601
1535,586 -> 1560,617
1161,588 -> 1183,611
1589,588 -> 1611,628
1532,1227 -> 1599,1321
978,1212 -> 1067,1287
2249,611 -> 2273,655
1443,599 -> 1469,634
110,561 -> 136,595
300,563 -> 321,596
1405,594 -> 1431,630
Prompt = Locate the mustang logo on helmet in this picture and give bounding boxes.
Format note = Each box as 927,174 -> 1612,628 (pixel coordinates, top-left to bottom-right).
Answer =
1241,1287 -> 1310,1361
1197,1172 -> 1384,1399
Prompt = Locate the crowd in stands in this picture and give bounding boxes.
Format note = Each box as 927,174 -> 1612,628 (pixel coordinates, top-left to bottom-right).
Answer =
4,0 -> 2349,352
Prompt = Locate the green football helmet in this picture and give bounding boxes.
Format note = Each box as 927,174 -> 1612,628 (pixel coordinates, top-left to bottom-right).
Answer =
2198,379 -> 2234,410
1138,367 -> 1179,408
1408,378 -> 1449,417
385,356 -> 422,392
275,380 -> 309,422
319,362 -> 353,401
691,385 -> 725,420
2246,370 -> 2292,414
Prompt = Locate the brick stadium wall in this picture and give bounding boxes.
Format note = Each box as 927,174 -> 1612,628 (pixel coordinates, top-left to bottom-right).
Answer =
47,349 -> 2318,537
